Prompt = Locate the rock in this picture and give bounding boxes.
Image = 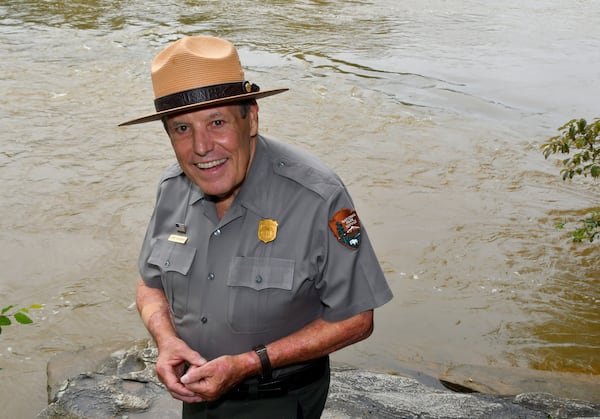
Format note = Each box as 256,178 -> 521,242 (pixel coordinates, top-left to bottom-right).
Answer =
325,367 -> 600,419
38,341 -> 600,419
38,340 -> 180,419
45,340 -> 136,402
514,393 -> 600,419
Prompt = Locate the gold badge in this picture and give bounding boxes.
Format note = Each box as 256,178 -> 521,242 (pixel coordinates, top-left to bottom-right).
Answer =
258,219 -> 278,243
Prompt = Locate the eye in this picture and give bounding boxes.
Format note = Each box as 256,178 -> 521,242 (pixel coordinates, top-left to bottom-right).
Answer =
211,119 -> 224,127
173,124 -> 189,134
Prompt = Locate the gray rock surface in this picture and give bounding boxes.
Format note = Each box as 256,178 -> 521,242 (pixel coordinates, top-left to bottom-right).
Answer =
38,340 -> 600,419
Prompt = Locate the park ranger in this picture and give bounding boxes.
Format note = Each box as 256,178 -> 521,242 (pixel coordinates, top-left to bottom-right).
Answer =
119,35 -> 393,419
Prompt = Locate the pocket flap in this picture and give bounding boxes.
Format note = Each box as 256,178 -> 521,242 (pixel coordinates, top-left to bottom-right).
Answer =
148,239 -> 196,275
228,257 -> 294,291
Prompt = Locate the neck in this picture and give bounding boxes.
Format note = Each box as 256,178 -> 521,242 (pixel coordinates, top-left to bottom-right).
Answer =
215,197 -> 234,220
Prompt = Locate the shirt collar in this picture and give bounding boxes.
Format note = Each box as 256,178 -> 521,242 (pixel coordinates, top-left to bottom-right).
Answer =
235,135 -> 273,218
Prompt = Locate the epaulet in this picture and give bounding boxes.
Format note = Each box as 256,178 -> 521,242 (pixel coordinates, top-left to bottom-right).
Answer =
158,162 -> 184,184
266,138 -> 343,200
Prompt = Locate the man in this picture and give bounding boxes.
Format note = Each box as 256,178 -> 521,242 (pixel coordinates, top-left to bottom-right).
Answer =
119,36 -> 393,418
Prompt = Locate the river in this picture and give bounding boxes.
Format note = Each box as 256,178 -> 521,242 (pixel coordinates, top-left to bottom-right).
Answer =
1,0 -> 599,416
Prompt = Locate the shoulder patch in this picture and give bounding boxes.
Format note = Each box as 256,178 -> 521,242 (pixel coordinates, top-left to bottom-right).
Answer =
329,208 -> 361,250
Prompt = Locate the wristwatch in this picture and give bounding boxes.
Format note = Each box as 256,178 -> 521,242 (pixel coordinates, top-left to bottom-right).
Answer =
252,344 -> 272,380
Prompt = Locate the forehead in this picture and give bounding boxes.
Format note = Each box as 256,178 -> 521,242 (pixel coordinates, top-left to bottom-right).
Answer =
166,104 -> 241,123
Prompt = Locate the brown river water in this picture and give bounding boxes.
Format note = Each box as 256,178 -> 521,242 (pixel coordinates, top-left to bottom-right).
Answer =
1,0 -> 599,416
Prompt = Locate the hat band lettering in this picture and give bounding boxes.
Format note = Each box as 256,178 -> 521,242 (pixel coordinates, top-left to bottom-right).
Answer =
154,81 -> 260,112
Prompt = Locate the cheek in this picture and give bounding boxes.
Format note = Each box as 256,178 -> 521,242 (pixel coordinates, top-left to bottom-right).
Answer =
230,145 -> 251,181
235,145 -> 251,172
171,139 -> 192,158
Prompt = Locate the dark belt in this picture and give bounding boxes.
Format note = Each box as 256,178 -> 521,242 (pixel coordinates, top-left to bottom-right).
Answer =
224,356 -> 328,400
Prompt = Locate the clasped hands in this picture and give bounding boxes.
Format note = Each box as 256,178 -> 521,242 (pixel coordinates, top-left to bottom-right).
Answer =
155,336 -> 249,403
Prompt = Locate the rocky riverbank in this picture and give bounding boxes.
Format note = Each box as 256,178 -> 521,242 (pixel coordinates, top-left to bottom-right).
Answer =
37,340 -> 600,418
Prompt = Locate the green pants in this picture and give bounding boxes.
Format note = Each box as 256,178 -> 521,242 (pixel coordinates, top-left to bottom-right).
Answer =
182,367 -> 330,419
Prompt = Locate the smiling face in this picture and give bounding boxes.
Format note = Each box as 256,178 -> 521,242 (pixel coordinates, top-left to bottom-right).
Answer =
164,102 -> 259,217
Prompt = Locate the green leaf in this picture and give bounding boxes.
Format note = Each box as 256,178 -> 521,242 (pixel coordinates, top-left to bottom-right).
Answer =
1,305 -> 14,314
591,165 -> 600,178
14,312 -> 33,325
29,304 -> 43,310
0,315 -> 11,326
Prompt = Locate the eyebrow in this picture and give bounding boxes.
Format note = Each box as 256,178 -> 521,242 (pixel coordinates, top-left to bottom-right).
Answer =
169,110 -> 225,126
207,111 -> 225,119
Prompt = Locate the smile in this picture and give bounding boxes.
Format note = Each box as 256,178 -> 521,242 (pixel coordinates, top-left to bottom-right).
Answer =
196,158 -> 227,169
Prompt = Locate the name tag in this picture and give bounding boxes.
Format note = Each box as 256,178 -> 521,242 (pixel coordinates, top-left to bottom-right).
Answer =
168,234 -> 188,244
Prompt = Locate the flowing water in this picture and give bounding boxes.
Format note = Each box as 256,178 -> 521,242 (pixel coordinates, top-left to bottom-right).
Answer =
1,0 -> 599,416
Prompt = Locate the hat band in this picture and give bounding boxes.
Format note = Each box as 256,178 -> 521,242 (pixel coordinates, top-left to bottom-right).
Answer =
154,81 -> 259,112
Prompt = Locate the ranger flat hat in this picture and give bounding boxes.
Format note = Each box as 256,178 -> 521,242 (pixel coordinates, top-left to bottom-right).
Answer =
119,36 -> 288,126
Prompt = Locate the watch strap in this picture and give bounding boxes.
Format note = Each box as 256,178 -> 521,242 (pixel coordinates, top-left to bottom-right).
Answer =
252,344 -> 272,380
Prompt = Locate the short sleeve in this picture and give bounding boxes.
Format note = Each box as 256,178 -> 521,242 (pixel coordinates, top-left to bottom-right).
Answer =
138,198 -> 164,290
317,187 -> 393,322
138,164 -> 191,290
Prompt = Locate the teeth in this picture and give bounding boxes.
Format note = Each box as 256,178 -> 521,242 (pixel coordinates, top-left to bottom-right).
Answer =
196,158 -> 226,169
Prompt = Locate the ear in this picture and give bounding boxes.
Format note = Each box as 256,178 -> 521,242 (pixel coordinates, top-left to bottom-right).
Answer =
249,102 -> 259,137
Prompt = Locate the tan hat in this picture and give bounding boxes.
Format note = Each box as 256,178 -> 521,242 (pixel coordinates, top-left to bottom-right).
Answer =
118,36 -> 288,126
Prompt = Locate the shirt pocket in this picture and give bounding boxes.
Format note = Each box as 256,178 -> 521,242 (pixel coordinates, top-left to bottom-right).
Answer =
148,239 -> 196,318
227,257 -> 295,333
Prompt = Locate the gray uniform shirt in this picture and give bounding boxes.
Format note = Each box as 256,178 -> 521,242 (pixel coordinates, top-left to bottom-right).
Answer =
139,135 -> 393,361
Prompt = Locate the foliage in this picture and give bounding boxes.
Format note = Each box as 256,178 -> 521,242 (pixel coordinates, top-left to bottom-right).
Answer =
0,304 -> 42,335
542,118 -> 600,180
571,211 -> 600,243
555,212 -> 600,243
541,118 -> 600,242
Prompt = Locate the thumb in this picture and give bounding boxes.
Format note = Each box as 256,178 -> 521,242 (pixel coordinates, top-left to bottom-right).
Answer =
180,362 -> 208,384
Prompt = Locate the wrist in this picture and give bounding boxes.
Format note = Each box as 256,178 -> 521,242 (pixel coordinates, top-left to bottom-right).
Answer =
252,344 -> 272,380
154,332 -> 181,350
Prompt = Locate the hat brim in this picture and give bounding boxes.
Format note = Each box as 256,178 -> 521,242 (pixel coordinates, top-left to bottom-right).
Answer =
118,88 -> 288,126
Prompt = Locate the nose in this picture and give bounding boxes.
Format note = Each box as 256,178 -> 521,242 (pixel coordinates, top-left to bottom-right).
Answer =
192,128 -> 214,156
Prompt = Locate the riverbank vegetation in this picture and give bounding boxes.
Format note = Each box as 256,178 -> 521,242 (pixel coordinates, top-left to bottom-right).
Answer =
0,304 -> 41,335
542,118 -> 600,242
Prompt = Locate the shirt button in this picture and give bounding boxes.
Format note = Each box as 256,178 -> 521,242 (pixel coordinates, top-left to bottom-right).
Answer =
255,274 -> 263,283
164,260 -> 170,267
201,316 -> 208,324
213,229 -> 221,237
278,161 -> 286,167
207,272 -> 215,281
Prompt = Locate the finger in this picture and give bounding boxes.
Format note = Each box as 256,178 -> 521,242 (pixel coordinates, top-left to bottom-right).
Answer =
169,390 -> 204,403
180,364 -> 210,385
176,348 -> 206,368
186,352 -> 207,366
182,382 -> 221,403
168,381 -> 201,399
181,378 -> 207,392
